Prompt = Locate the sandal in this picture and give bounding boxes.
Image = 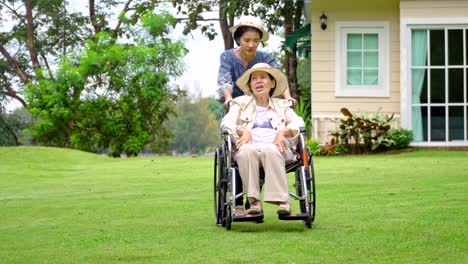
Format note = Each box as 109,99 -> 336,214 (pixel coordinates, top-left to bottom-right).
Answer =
234,206 -> 245,216
246,200 -> 262,215
277,203 -> 291,215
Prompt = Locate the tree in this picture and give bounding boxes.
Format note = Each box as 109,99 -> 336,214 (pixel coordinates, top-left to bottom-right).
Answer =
0,0 -> 93,107
0,0 -> 174,108
26,11 -> 186,156
171,0 -> 250,50
0,111 -> 18,146
0,107 -> 35,146
168,95 -> 220,154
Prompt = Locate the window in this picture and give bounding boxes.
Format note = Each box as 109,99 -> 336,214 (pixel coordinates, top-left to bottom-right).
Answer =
411,28 -> 468,143
335,22 -> 390,97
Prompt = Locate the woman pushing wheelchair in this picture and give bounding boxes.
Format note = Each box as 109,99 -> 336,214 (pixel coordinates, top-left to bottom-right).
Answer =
220,63 -> 305,216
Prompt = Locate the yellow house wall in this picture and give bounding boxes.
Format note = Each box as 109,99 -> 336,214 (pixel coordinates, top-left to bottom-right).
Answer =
310,0 -> 400,141
400,0 -> 468,18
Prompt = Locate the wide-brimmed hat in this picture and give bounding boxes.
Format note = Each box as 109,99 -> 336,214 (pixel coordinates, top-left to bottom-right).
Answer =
236,63 -> 287,97
229,16 -> 269,42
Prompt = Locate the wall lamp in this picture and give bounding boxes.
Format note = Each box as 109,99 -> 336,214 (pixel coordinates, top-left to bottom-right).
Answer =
320,12 -> 328,30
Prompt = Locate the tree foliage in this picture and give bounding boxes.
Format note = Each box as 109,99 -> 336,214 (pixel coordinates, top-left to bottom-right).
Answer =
168,95 -> 220,154
0,107 -> 34,146
1,0 -> 308,155
26,11 -> 186,156
0,0 -> 93,107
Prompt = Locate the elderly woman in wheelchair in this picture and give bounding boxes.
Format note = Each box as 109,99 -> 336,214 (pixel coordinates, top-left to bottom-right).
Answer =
220,62 -> 305,216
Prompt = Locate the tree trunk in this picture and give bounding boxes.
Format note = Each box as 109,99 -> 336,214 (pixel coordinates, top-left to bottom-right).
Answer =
219,0 -> 234,50
89,0 -> 101,34
282,0 -> 303,101
24,0 -> 40,71
0,46 -> 30,84
113,0 -> 133,38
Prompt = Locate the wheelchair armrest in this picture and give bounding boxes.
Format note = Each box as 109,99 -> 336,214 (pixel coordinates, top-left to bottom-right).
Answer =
296,127 -> 307,151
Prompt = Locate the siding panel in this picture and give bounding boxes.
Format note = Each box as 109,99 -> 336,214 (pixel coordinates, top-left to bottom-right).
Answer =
401,0 -> 468,18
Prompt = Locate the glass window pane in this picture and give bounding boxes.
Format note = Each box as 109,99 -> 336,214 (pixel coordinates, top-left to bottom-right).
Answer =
449,69 -> 464,103
430,106 -> 446,141
412,69 -> 428,104
448,29 -> 463,65
347,34 -> 362,49
413,105 -> 426,142
347,69 -> 362,85
412,30 -> 428,66
449,106 -> 464,141
421,106 -> 428,141
466,30 -> 468,64
430,30 -> 445,66
363,69 -> 378,85
466,69 -> 468,103
347,51 -> 362,67
363,51 -> 378,67
363,34 -> 378,50
422,70 -> 428,104
430,69 -> 445,103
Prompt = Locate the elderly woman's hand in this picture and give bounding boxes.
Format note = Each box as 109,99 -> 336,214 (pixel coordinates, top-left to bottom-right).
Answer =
236,127 -> 252,149
274,128 -> 293,152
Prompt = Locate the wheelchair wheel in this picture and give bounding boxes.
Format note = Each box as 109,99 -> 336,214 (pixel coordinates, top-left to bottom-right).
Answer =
214,146 -> 233,230
310,157 -> 316,223
214,148 -> 222,225
214,147 -> 229,226
296,160 -> 316,229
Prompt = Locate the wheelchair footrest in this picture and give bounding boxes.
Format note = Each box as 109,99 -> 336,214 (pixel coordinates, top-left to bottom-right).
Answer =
278,213 -> 310,221
233,213 -> 264,222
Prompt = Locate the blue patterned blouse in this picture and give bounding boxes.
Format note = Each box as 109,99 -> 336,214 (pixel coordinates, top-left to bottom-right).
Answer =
216,49 -> 279,100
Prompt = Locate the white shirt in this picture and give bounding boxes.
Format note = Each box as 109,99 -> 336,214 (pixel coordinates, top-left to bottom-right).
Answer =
251,106 -> 276,149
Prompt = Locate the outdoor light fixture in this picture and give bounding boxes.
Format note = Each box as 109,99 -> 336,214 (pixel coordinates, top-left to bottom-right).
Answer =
320,12 -> 327,30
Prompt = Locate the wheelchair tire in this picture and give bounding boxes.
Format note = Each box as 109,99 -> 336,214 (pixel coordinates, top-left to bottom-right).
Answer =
296,162 -> 316,229
310,156 -> 316,223
214,148 -> 222,225
214,147 -> 228,226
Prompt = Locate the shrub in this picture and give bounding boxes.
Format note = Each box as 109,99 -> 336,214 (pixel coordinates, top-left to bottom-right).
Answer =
305,138 -> 320,156
388,128 -> 413,149
329,108 -> 397,154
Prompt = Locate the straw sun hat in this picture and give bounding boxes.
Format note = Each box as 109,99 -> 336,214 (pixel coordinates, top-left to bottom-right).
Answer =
229,16 -> 269,42
236,63 -> 287,97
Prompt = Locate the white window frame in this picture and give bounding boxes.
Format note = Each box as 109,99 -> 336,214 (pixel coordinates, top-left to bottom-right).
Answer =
400,17 -> 468,147
335,21 -> 390,97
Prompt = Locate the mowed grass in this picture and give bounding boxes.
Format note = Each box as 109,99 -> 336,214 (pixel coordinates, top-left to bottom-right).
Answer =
0,147 -> 467,263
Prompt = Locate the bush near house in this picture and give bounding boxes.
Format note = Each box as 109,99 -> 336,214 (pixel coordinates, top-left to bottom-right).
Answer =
318,108 -> 412,155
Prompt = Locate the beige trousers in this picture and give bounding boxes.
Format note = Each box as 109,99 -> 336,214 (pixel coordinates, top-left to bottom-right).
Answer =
235,144 -> 289,204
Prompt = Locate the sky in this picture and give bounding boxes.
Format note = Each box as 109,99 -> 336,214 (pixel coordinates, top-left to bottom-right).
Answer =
4,1 -> 281,110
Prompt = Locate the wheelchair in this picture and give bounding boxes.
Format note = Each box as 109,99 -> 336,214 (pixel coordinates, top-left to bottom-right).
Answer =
213,127 -> 316,230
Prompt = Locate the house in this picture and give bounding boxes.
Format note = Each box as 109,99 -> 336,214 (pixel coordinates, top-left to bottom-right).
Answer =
308,0 -> 468,147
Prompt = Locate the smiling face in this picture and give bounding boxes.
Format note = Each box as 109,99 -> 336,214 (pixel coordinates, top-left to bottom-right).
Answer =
237,29 -> 261,57
249,70 -> 276,98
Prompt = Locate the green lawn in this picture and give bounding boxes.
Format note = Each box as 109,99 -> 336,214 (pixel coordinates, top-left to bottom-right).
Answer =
0,147 -> 467,263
